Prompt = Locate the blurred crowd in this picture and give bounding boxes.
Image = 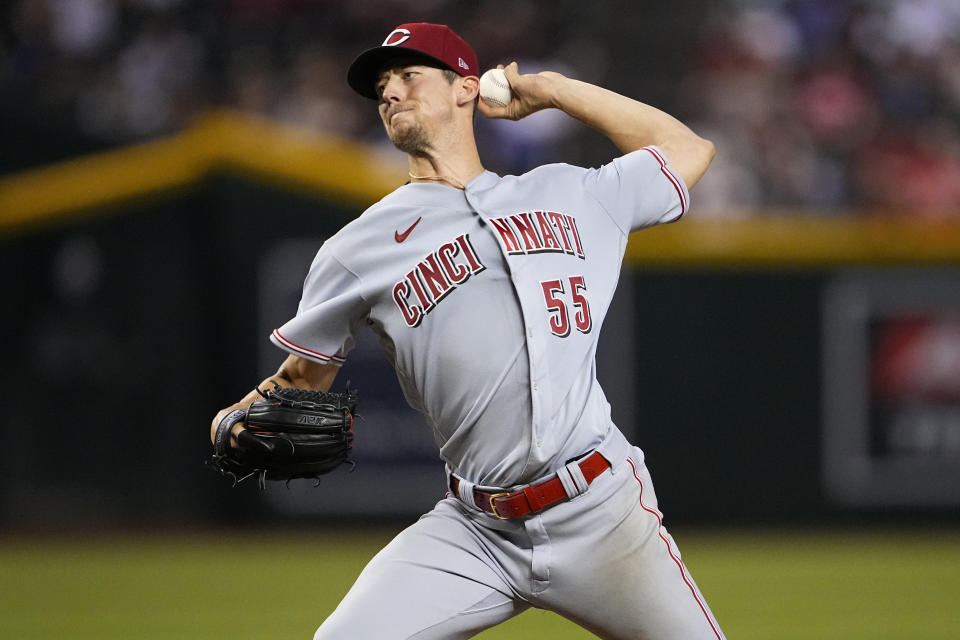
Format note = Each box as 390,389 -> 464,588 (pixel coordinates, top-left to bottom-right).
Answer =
688,0 -> 960,218
2,0 -> 960,217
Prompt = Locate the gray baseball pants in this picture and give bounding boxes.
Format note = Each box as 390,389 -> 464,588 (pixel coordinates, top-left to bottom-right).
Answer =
315,431 -> 725,639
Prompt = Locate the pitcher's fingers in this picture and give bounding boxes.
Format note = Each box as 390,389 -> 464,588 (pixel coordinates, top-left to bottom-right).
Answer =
502,61 -> 520,84
477,96 -> 510,119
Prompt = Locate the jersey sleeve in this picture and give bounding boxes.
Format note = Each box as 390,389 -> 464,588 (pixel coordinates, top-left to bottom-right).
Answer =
583,145 -> 690,234
269,244 -> 368,366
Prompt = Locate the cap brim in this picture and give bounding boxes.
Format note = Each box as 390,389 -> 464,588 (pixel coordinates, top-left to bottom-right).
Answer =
347,46 -> 455,100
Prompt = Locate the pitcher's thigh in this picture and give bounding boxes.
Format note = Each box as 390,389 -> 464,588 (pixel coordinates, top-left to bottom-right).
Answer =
583,522 -> 725,639
316,501 -> 527,640
544,461 -> 725,640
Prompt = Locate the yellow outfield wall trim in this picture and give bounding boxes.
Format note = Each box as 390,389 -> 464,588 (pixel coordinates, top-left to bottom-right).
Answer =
0,109 -> 408,234
2,111 -> 960,265
196,111 -> 407,203
0,128 -> 206,232
625,216 -> 960,266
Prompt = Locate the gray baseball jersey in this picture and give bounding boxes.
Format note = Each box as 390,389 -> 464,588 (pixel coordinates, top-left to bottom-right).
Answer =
271,146 -> 687,488
274,145 -> 725,639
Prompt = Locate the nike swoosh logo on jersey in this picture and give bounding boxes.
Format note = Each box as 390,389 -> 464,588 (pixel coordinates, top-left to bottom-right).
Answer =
395,217 -> 422,243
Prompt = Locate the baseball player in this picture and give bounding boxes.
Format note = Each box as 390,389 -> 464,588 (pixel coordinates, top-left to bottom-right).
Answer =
212,22 -> 723,639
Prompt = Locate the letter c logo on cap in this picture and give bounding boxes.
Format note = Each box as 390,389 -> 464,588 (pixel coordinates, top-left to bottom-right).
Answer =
383,28 -> 411,46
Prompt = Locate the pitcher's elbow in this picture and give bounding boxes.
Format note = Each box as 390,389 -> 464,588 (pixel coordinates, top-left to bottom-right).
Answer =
697,135 -> 716,166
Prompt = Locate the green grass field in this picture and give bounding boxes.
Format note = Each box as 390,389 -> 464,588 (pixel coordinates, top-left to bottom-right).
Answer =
2,528 -> 958,639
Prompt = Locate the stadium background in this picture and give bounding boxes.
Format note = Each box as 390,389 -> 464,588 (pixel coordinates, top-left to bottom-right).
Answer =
1,1 -> 959,638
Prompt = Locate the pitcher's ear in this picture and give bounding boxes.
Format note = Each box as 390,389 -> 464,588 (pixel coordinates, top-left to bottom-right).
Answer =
458,76 -> 479,105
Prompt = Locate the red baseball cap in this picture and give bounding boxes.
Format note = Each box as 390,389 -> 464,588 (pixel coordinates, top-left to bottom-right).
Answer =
347,23 -> 479,100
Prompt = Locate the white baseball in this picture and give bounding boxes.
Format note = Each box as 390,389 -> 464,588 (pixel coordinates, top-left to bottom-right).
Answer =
479,68 -> 512,107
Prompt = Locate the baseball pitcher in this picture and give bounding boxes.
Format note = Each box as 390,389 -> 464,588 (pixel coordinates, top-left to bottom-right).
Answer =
211,22 -> 724,639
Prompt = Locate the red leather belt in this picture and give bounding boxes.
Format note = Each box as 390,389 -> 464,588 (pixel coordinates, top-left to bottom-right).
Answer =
449,451 -> 610,519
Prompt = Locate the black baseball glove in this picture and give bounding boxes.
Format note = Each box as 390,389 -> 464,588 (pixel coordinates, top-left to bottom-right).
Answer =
210,383 -> 357,487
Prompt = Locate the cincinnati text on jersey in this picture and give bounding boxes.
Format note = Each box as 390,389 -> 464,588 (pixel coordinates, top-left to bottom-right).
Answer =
488,211 -> 585,259
392,233 -> 486,328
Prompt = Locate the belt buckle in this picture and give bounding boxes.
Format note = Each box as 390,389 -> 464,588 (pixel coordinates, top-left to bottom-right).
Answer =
488,492 -> 510,519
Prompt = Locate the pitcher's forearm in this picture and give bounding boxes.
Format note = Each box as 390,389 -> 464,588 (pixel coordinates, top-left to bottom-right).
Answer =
551,76 -> 715,187
551,78 -> 672,149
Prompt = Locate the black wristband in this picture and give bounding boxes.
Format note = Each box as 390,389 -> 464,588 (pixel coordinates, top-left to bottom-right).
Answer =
213,408 -> 248,458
